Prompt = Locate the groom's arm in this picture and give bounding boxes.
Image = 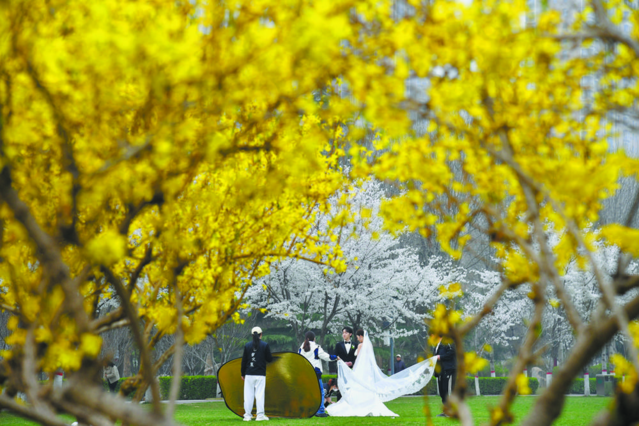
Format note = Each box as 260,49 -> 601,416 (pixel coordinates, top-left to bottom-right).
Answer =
334,343 -> 344,359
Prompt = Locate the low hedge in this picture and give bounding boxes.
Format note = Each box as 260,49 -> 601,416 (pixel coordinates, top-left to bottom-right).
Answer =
557,364 -> 606,378
570,377 -> 618,395
477,363 -> 510,378
115,373 -> 620,400
422,377 -> 539,396
159,376 -> 218,400
569,378 -> 597,394
321,374 -> 337,382
102,376 -> 218,400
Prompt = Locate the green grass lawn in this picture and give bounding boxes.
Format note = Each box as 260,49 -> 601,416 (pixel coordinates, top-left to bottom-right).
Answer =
0,396 -> 612,425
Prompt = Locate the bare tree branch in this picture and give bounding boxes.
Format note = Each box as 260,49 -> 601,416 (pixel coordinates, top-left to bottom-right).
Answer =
166,284 -> 184,419
591,0 -> 639,57
101,266 -> 162,413
91,308 -> 125,332
485,145 -> 585,334
521,287 -> 639,425
616,187 -> 639,278
0,166 -> 89,332
0,394 -> 68,426
23,60 -> 82,246
459,277 -> 513,335
127,244 -> 154,294
95,319 -> 130,335
63,382 -> 179,426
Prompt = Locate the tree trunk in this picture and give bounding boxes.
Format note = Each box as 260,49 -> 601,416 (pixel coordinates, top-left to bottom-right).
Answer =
519,295 -> 639,426
490,351 -> 496,377
584,367 -> 590,396
318,293 -> 339,347
123,350 -> 132,377
204,353 -> 214,376
291,321 -> 301,351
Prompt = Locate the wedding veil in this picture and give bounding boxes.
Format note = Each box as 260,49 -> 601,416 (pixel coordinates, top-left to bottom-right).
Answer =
337,331 -> 437,403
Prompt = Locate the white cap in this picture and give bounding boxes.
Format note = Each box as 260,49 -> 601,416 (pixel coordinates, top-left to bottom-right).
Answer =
396,354 -> 402,358
252,326 -> 262,334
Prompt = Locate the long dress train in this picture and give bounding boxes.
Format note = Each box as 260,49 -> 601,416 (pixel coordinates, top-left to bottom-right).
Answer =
326,332 -> 437,417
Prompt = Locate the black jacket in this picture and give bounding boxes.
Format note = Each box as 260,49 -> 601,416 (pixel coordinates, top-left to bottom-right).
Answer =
434,341 -> 456,373
335,341 -> 358,365
394,360 -> 406,373
241,340 -> 273,377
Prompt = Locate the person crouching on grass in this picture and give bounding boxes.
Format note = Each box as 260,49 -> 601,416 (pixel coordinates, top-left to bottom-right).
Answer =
241,326 -> 273,421
324,378 -> 340,406
298,331 -> 339,418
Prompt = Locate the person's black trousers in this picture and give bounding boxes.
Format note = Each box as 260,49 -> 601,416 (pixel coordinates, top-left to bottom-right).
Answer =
437,370 -> 456,404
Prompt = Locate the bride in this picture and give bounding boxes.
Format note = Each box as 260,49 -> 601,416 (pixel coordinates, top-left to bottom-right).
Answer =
326,330 -> 437,417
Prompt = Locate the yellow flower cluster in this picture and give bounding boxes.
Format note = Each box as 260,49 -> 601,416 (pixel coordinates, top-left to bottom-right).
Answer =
346,0 -> 637,296
428,304 -> 463,343
0,0 -> 359,381
0,2 -> 638,422
611,354 -> 638,394
464,352 -> 489,375
516,373 -> 532,395
439,282 -> 463,300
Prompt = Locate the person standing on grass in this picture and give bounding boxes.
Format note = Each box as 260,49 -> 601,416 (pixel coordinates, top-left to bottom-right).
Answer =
394,354 -> 406,373
335,327 -> 358,368
334,326 -> 357,401
298,331 -> 339,418
433,335 -> 456,418
241,326 -> 273,422
104,361 -> 120,393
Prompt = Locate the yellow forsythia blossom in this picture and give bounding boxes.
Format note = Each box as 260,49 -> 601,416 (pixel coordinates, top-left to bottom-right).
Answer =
516,373 -> 532,395
85,230 -> 127,267
611,354 -> 639,394
464,352 -> 489,375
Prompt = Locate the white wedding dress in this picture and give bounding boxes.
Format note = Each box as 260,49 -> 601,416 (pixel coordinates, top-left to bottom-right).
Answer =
325,332 -> 437,417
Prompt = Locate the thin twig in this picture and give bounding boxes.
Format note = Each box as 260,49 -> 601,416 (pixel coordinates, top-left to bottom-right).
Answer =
486,145 -> 585,334
459,276 -> 513,335
90,308 -> 125,332
95,319 -> 130,334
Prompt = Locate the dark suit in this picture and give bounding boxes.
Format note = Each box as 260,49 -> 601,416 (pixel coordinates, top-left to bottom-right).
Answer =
335,341 -> 357,366
334,341 -> 358,402
434,341 -> 456,404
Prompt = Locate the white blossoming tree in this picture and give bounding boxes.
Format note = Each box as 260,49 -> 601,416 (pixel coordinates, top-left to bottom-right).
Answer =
246,179 -> 462,347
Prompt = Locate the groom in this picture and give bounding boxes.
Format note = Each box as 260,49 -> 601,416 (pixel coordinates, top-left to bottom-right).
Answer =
334,326 -> 357,402
335,326 -> 358,368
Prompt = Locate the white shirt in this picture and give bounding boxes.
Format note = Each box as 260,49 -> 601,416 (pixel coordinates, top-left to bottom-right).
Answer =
298,341 -> 336,372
